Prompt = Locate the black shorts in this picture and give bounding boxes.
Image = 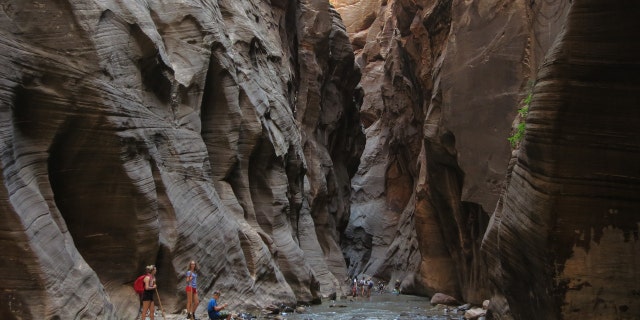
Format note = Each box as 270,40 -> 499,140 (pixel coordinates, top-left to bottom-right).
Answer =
142,290 -> 154,302
211,312 -> 229,319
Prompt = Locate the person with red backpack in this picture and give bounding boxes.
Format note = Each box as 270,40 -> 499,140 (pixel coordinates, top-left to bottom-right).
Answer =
134,272 -> 147,316
139,265 -> 157,320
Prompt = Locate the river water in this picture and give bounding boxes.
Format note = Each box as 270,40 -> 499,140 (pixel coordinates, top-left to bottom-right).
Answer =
156,292 -> 468,320
277,293 -> 465,320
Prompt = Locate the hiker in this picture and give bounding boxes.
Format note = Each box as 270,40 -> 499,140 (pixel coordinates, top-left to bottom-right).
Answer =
366,278 -> 373,297
207,290 -> 231,320
359,278 -> 366,297
186,260 -> 200,320
352,278 -> 357,297
140,265 -> 157,320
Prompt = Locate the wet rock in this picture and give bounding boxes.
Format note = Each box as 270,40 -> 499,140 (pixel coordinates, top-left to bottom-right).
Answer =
430,293 -> 460,306
235,312 -> 256,320
464,307 -> 487,319
456,304 -> 472,312
263,305 -> 280,315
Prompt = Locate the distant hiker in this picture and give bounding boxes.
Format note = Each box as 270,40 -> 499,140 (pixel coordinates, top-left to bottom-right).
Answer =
352,278 -> 357,297
394,280 -> 401,294
207,291 -> 232,320
140,265 -> 157,320
366,278 -> 373,297
186,260 -> 200,320
359,278 -> 366,296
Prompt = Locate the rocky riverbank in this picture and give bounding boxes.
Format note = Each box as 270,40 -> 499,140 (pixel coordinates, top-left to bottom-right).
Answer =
155,292 -> 487,320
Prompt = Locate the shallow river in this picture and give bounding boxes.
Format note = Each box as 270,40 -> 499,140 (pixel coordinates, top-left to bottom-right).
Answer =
277,293 -> 465,320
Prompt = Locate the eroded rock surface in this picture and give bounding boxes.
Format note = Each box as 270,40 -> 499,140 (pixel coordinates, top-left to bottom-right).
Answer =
4,0 -> 640,319
337,1 -> 640,319
337,0 -> 569,304
483,2 -> 640,319
0,0 -> 362,318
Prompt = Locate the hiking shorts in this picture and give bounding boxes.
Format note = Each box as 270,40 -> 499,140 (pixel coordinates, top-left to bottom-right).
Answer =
211,312 -> 229,319
142,290 -> 154,302
186,286 -> 197,294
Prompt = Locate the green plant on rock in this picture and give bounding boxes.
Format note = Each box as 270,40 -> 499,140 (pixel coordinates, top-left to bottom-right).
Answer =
508,91 -> 532,148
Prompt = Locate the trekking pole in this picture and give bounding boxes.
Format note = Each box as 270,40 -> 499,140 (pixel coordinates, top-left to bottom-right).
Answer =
155,287 -> 167,319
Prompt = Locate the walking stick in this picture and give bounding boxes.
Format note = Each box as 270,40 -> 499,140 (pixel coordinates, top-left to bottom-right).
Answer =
155,287 -> 167,319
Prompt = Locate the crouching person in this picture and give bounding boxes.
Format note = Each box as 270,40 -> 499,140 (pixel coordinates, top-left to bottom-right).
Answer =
207,291 -> 232,320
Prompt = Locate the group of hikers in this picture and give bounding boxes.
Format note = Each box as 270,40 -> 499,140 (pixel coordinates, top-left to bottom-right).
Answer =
350,277 -> 375,297
349,277 -> 401,297
137,264 -> 404,319
136,261 -> 232,320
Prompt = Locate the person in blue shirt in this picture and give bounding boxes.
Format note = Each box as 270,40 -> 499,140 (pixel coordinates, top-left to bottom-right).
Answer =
207,291 -> 231,320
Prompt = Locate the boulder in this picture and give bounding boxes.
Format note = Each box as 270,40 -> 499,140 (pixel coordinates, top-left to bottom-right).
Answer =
464,307 -> 487,319
430,293 -> 460,306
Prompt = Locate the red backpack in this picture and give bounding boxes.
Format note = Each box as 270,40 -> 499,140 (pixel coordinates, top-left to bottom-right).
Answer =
134,275 -> 146,295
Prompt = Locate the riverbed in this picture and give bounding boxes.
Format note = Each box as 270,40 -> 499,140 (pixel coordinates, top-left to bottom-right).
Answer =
153,292 -> 465,320
278,293 -> 463,320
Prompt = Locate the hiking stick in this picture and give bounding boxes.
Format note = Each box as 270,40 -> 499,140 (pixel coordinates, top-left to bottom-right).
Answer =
155,287 -> 166,319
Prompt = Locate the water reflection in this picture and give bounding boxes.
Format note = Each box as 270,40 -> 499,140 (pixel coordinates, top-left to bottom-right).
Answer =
281,293 -> 462,320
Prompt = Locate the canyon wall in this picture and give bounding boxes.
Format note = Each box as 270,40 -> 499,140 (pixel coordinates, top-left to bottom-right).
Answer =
336,0 -> 640,319
0,0 -> 363,319
335,0 -> 568,300
483,1 -> 640,319
3,0 -> 640,319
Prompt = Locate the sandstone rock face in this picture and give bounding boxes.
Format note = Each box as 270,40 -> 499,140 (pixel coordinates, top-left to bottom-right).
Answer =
0,0 -> 362,319
338,0 -> 565,297
339,0 -> 640,319
483,1 -> 640,319
4,0 -> 640,319
340,0 -> 640,318
331,0 -> 380,34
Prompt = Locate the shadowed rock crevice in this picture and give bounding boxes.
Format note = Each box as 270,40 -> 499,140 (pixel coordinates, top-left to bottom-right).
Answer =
47,118 -> 172,302
139,54 -> 173,105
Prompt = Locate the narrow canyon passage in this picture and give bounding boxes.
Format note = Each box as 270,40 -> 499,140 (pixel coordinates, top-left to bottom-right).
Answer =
1,1 -> 639,320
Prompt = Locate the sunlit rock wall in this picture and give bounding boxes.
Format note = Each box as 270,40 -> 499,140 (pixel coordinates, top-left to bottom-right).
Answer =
0,0 -> 363,319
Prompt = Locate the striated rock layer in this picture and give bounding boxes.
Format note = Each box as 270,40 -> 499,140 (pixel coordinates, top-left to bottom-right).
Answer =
337,1 -> 640,319
483,1 -> 640,319
335,0 -> 569,304
0,0 -> 363,319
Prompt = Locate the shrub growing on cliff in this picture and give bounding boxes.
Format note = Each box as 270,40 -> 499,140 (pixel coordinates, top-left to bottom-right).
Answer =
508,91 -> 532,148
